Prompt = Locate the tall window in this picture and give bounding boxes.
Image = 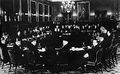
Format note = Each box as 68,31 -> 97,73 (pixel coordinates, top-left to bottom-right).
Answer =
50,6 -> 52,15
14,0 -> 20,13
39,16 -> 42,22
22,15 -> 28,22
45,17 -> 48,21
31,1 -> 36,14
31,1 -> 36,22
45,5 -> 48,15
22,0 -> 28,13
39,3 -> 43,22
39,3 -> 43,15
21,0 -> 28,22
49,6 -> 52,21
38,3 -> 52,22
31,16 -> 36,22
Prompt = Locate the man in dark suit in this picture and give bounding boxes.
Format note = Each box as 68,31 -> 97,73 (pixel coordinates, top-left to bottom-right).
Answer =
28,39 -> 41,64
13,40 -> 24,64
1,37 -> 10,63
99,26 -> 110,68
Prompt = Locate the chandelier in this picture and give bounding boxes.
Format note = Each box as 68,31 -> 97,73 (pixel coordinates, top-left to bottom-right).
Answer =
61,0 -> 75,12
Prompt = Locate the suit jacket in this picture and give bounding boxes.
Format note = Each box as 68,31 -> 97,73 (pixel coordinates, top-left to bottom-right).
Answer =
13,44 -> 23,57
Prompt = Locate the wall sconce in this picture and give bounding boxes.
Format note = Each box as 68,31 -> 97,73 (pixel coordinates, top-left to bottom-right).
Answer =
57,13 -> 63,17
107,11 -> 112,16
90,12 -> 95,16
72,11 -> 77,16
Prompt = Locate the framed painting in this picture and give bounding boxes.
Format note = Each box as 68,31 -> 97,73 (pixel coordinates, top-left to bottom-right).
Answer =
77,1 -> 90,21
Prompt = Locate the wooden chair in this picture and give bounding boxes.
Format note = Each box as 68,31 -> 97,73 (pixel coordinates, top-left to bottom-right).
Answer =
24,50 -> 40,73
0,47 -> 10,69
0,47 -> 4,69
111,43 -> 119,65
8,50 -> 23,72
8,50 -> 17,72
85,48 -> 103,73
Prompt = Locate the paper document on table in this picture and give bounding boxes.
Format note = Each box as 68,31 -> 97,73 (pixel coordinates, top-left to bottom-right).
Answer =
70,47 -> 84,51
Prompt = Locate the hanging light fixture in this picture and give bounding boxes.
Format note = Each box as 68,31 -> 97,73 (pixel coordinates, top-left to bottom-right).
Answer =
61,0 -> 75,12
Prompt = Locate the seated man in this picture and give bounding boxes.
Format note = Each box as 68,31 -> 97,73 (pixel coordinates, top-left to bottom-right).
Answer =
1,35 -> 10,63
28,39 -> 41,64
13,39 -> 24,64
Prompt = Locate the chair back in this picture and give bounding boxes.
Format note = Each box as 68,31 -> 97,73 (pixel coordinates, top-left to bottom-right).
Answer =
24,50 -> 35,65
95,48 -> 103,64
0,47 -> 4,60
88,45 -> 100,62
8,50 -> 16,64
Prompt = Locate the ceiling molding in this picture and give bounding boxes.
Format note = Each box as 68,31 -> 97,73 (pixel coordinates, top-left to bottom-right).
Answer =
49,0 -> 82,2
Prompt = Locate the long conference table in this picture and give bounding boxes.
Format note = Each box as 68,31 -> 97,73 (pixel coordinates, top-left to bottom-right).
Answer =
6,40 -> 103,71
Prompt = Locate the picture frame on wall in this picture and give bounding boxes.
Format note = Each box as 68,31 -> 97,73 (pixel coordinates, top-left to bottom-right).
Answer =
77,1 -> 90,21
